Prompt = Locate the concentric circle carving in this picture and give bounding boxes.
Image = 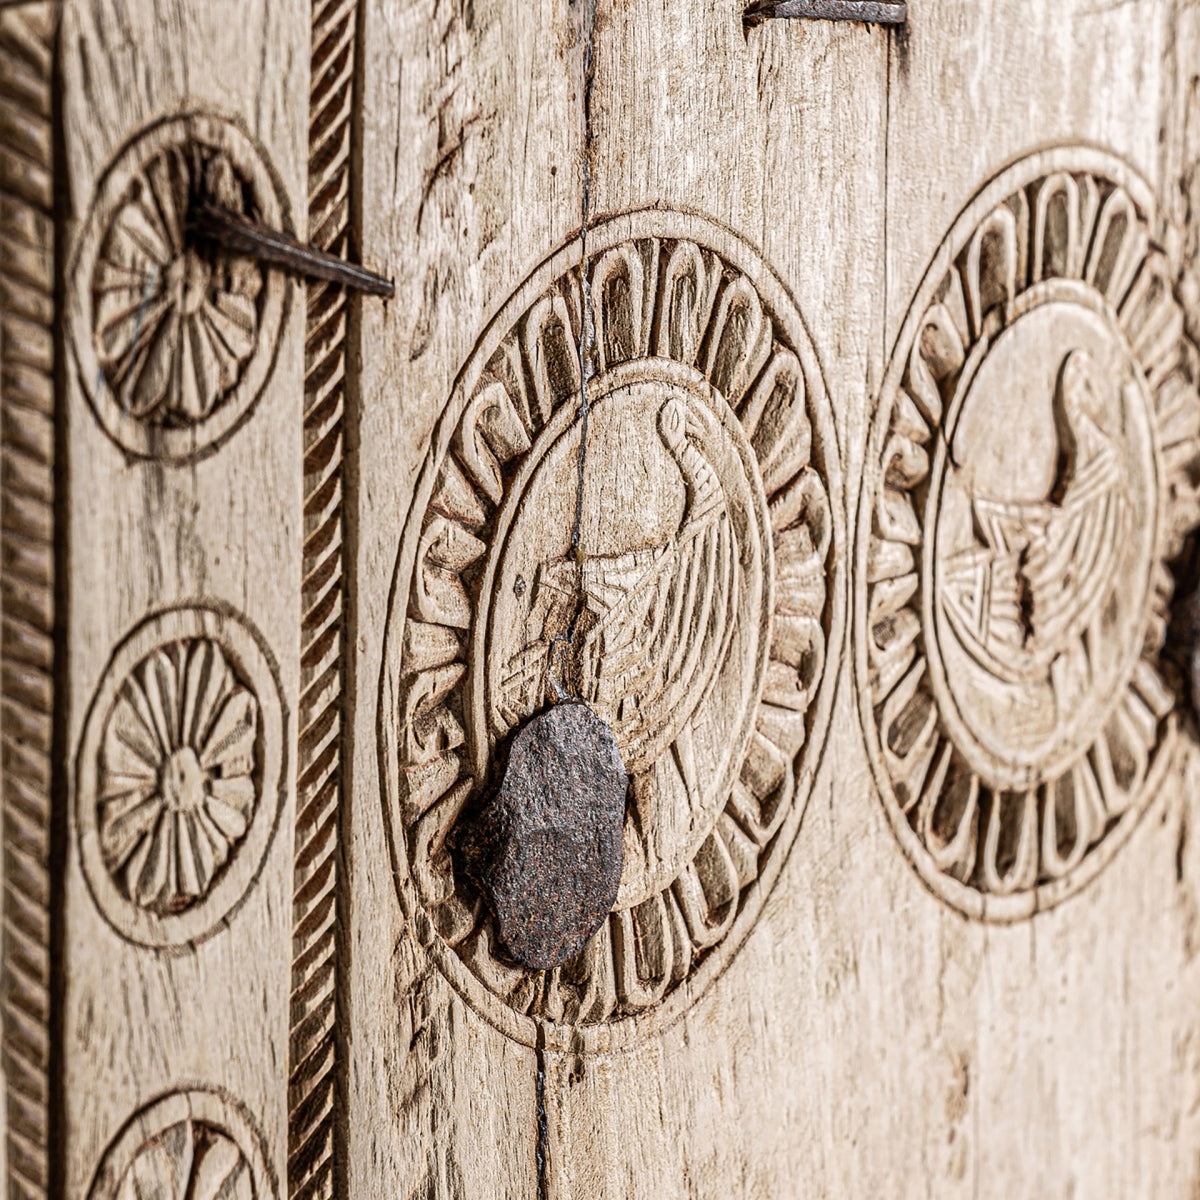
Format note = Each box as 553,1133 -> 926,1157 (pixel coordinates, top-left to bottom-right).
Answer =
69,113 -> 289,461
88,1089 -> 275,1200
77,604 -> 286,947
857,147 -> 1200,919
381,210 -> 844,1049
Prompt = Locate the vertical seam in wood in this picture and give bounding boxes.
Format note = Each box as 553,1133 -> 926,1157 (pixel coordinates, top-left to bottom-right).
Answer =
0,7 -> 57,1197
290,2 -> 357,1196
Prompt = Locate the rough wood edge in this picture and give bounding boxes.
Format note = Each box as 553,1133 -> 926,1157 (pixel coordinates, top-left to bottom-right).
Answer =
0,7 -> 57,1198
289,1 -> 357,1196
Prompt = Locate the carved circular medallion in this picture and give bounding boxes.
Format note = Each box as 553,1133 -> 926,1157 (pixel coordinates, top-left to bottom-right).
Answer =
70,113 -> 289,461
381,210 -> 843,1049
88,1089 -> 274,1200
77,605 -> 286,947
857,148 -> 1200,919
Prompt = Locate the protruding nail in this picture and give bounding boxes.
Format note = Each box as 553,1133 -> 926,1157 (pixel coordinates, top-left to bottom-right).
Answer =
188,202 -> 395,298
745,0 -> 907,24
456,702 -> 628,971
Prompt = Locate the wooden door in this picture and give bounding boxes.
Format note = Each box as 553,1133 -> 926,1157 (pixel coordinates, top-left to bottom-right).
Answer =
2,1 -> 1199,1196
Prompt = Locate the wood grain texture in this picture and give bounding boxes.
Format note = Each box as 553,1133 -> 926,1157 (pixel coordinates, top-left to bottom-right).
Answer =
347,0 -> 583,1192
0,9 -> 56,1198
9,1 -> 1200,1196
289,0 -> 356,1196
58,1 -> 307,1194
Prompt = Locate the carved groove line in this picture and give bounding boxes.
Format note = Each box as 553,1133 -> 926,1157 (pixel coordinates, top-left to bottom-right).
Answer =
290,1 -> 355,1197
0,9 -> 56,1199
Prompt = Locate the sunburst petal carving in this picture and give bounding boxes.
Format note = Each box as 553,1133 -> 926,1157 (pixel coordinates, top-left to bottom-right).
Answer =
98,638 -> 259,917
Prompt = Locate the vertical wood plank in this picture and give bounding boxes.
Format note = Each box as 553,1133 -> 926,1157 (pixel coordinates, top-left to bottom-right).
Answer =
534,2 -> 890,1195
58,0 -> 307,1193
349,0 -> 583,1194
862,2 -> 1200,1194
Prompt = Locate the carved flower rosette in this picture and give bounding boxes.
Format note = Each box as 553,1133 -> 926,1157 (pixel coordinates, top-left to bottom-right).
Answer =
857,147 -> 1200,919
88,1089 -> 274,1200
69,113 -> 289,461
76,605 -> 286,947
381,211 -> 844,1049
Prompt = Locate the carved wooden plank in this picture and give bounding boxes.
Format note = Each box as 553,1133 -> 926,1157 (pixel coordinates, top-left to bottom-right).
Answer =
348,0 -> 585,1194
0,8 -> 57,1197
854,0 -> 1200,1193
57,1 -> 307,1195
4,1 -> 1200,1197
522,5 -> 882,1194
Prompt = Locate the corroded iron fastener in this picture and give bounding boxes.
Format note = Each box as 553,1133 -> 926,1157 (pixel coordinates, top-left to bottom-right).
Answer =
745,0 -> 907,24
188,202 -> 395,298
1182,593 -> 1200,724
456,702 -> 628,972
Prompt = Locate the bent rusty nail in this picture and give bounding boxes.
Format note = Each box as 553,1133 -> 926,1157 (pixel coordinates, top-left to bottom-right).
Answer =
188,202 -> 395,298
745,0 -> 907,24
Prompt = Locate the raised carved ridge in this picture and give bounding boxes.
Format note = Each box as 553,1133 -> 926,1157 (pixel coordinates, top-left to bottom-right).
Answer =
289,0 -> 356,1195
0,7 -> 57,1196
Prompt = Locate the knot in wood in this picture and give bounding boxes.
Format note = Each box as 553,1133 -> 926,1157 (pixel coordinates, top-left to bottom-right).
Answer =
458,702 -> 628,971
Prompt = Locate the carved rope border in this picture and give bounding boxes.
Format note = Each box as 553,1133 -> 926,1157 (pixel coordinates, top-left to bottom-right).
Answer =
289,0 -> 358,1196
0,7 -> 58,1198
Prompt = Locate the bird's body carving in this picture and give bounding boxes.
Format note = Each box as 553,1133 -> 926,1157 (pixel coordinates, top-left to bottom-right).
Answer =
939,350 -> 1129,689
499,396 -> 738,776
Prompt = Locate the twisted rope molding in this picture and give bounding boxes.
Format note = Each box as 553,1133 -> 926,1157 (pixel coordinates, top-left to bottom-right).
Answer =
0,7 -> 57,1199
290,0 -> 356,1196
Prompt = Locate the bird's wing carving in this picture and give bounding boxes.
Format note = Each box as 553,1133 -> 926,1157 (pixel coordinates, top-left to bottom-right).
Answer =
578,509 -> 738,774
496,395 -> 740,772
939,351 -> 1128,685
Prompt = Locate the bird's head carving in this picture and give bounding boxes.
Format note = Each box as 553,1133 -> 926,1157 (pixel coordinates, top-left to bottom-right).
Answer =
1058,350 -> 1104,424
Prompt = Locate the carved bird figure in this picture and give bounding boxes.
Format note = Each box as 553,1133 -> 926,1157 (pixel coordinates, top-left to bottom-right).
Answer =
939,349 -> 1129,688
499,396 -> 738,777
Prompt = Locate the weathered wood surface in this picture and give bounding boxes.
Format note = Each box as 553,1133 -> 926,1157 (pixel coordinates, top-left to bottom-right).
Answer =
0,1 -> 1198,1197
57,2 -> 306,1196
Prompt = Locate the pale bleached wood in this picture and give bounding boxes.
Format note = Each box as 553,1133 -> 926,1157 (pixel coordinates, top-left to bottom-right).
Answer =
346,0 -> 583,1194
532,4 -> 888,1195
6,1 -> 1200,1196
58,1 -> 306,1195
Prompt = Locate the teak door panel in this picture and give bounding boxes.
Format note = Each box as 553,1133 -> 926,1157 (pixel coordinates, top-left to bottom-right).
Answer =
1,1 -> 1199,1197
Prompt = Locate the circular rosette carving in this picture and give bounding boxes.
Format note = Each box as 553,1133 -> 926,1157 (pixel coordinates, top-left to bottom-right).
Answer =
69,113 -> 289,461
856,147 -> 1200,919
381,210 -> 844,1049
88,1089 -> 274,1200
76,605 -> 286,947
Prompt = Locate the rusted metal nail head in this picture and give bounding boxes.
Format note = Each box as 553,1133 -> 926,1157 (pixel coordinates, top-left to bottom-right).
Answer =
458,702 -> 627,972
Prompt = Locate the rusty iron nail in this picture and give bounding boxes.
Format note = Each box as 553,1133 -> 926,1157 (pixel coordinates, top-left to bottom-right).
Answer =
1172,535 -> 1200,730
456,702 -> 628,972
188,202 -> 395,298
1183,593 -> 1200,726
745,0 -> 907,24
